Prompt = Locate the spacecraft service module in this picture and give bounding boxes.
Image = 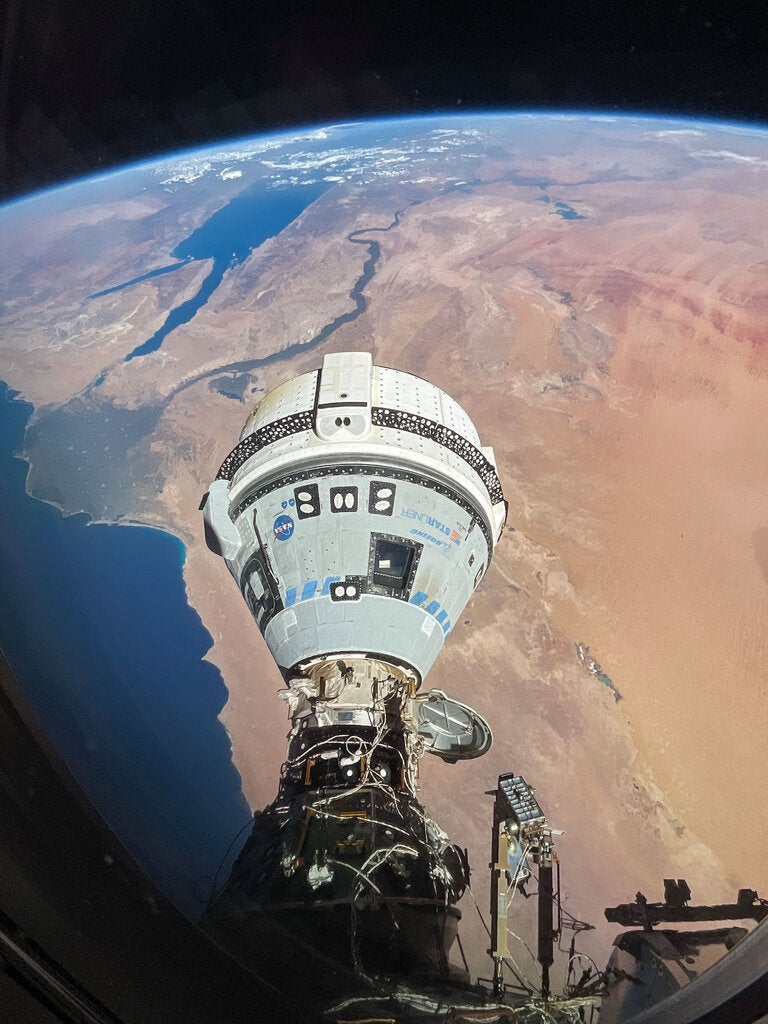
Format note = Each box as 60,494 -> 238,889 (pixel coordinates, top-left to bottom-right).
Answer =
200,352 -> 506,996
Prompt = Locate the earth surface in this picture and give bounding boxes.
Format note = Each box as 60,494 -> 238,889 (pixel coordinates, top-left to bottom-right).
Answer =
1,112 -> 767,988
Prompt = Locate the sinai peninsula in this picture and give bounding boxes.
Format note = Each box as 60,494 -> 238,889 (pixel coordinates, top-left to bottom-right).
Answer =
1,113 -> 767,975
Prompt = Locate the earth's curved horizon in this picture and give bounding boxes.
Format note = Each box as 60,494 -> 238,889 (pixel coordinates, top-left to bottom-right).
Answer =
1,110 -> 767,986
8,108 -> 768,212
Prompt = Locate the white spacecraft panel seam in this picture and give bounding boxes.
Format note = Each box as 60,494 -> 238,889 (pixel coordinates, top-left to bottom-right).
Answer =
242,369 -> 319,437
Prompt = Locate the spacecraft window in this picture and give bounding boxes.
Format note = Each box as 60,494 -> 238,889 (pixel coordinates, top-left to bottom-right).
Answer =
294,483 -> 320,518
372,539 -> 415,590
330,485 -> 358,512
368,480 -> 396,516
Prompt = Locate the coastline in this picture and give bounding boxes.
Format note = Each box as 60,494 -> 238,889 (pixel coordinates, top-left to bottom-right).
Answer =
1,116 -> 767,981
0,382 -> 252,918
7,300 -> 763,975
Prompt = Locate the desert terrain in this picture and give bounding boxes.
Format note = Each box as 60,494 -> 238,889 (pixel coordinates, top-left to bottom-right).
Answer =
2,119 -> 767,983
154,168 -> 768,979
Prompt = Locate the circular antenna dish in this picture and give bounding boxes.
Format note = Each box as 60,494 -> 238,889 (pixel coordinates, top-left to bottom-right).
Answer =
416,692 -> 492,762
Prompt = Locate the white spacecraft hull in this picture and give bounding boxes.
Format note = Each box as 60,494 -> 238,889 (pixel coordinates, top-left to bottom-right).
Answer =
204,352 -> 505,683
200,351 -> 506,988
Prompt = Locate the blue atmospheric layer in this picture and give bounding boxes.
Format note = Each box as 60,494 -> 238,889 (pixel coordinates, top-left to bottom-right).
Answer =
2,108 -> 767,213
0,384 -> 250,916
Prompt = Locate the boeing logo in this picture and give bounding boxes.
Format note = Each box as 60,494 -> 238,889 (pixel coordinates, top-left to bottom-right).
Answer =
400,508 -> 461,544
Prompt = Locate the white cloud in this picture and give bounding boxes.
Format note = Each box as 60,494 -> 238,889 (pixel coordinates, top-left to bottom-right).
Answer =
692,149 -> 768,166
646,129 -> 704,137
154,118 -> 490,188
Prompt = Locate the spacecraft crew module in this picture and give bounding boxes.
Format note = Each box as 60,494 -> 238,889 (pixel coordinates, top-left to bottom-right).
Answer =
200,351 -> 506,982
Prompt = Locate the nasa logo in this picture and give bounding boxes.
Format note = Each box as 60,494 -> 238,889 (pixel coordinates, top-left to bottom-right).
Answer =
273,514 -> 295,541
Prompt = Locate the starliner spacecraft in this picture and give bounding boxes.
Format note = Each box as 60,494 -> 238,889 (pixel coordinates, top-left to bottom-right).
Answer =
200,351 -> 506,987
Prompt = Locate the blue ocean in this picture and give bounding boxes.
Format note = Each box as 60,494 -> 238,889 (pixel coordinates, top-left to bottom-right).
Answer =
94,179 -> 331,361
0,169 -> 341,916
0,383 -> 251,916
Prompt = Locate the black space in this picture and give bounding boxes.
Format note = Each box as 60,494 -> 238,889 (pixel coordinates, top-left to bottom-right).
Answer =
1,0 -> 767,201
